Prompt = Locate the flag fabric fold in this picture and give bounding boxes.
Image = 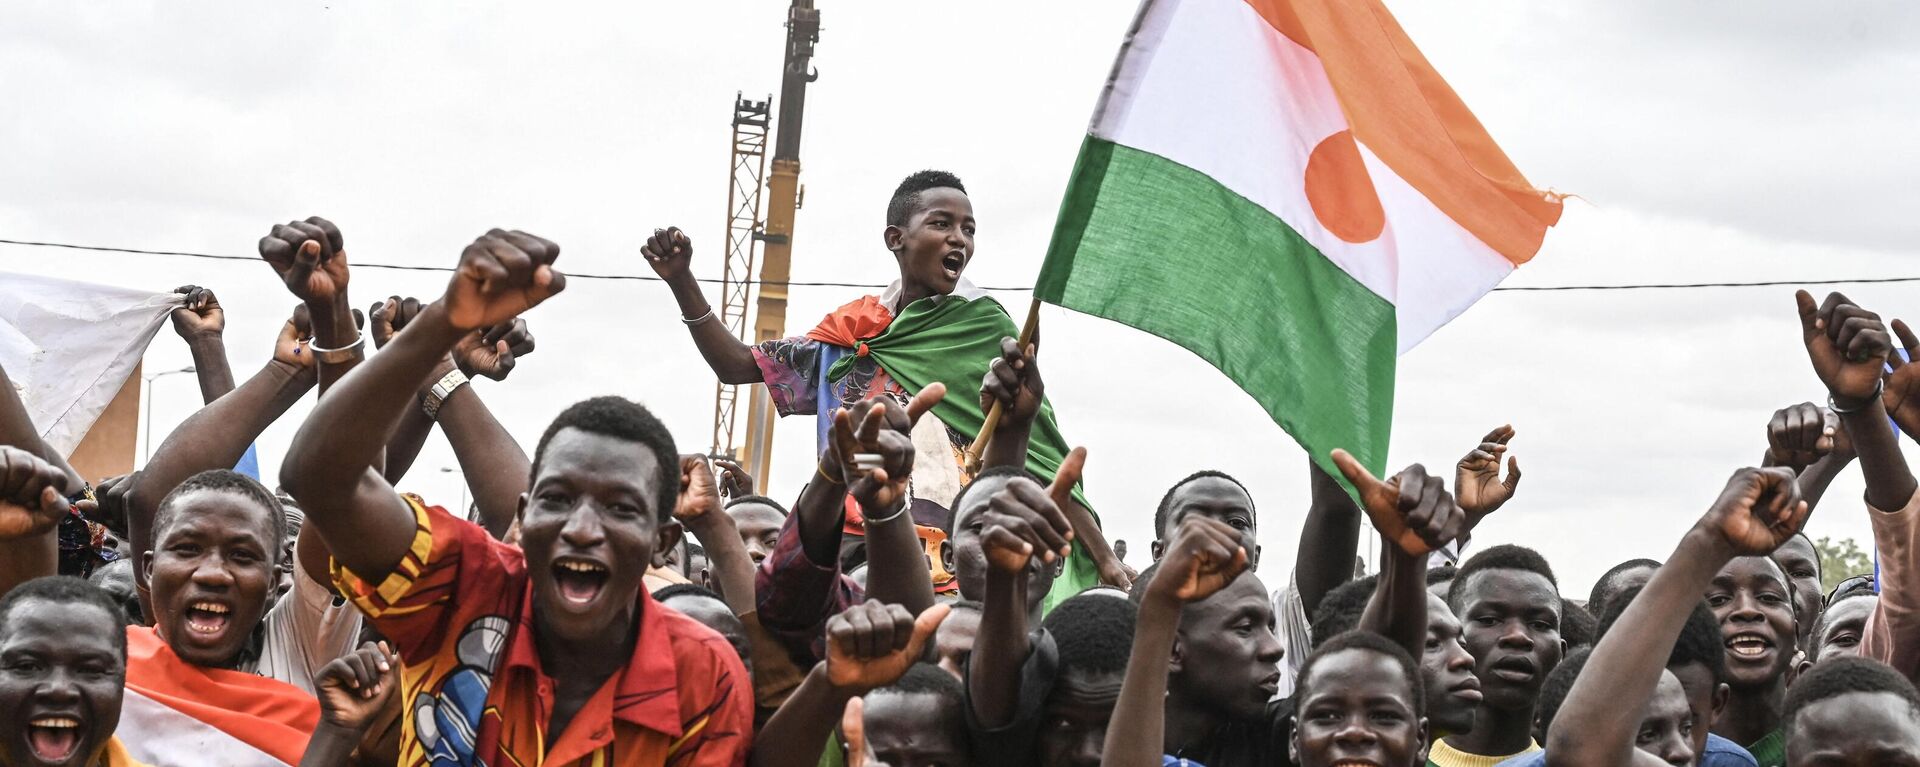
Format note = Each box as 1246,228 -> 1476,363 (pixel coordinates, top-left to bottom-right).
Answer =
0,272 -> 179,455
120,627 -> 318,767
1037,0 -> 1561,478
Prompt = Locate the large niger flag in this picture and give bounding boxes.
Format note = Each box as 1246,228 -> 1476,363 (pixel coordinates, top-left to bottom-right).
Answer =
1037,0 -> 1562,475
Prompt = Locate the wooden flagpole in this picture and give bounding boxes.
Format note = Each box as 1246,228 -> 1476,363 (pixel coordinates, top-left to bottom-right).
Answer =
964,297 -> 1041,473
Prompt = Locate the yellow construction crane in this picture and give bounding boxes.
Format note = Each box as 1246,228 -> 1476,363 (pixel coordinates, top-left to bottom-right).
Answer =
710,0 -> 820,491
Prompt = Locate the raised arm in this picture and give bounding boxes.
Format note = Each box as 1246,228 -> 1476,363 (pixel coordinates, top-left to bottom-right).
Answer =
0,361 -> 80,592
833,386 -> 946,616
427,322 -> 537,537
751,602 -> 950,767
966,451 -> 1081,728
643,227 -> 759,384
129,307 -> 316,590
368,297 -> 437,485
1295,462 -> 1363,618
1103,516 -> 1250,767
981,337 -> 1125,588
281,229 -> 565,582
675,456 -> 758,614
1547,467 -> 1807,766
1798,290 -> 1917,510
169,285 -> 237,402
1334,453 -> 1465,657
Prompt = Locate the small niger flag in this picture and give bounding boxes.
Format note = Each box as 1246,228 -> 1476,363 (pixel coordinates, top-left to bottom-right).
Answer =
119,627 -> 318,766
1037,0 -> 1561,477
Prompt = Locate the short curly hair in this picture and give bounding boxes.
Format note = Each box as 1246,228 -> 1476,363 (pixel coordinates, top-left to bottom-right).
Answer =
1043,592 -> 1137,675
533,396 -> 679,522
1153,470 -> 1255,541
1448,544 -> 1559,616
1783,656 -> 1920,740
153,469 -> 287,569
0,575 -> 128,656
886,170 -> 968,228
1295,631 -> 1424,715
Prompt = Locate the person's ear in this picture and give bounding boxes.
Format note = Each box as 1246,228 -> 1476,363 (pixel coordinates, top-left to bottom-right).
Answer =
939,539 -> 955,574
883,225 -> 905,255
139,549 -> 155,583
699,567 -> 712,590
1288,722 -> 1302,766
1151,539 -> 1165,562
654,520 -> 684,571
1251,544 -> 1263,571
1710,681 -> 1730,724
1787,652 -> 1812,688
1415,716 -> 1432,763
1168,634 -> 1186,675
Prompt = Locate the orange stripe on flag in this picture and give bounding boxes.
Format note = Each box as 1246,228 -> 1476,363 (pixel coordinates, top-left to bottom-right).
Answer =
1244,0 -> 1562,265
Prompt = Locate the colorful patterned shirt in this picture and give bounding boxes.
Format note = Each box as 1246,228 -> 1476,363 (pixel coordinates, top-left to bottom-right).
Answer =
333,496 -> 753,766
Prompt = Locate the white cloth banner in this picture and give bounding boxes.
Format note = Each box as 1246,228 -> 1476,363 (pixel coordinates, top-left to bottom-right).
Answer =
0,272 -> 179,455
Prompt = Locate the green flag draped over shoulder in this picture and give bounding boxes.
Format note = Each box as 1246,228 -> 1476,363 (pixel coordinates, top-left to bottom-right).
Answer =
828,294 -> 1098,612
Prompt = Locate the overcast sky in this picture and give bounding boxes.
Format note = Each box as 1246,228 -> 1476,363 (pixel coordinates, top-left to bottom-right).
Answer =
3,1 -> 1916,597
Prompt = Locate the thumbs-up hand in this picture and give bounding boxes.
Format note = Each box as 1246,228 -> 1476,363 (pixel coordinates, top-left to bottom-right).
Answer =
825,602 -> 952,694
1331,449 -> 1465,557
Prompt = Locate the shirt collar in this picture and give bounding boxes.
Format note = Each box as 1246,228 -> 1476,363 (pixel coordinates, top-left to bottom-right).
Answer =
879,277 -> 983,313
502,579 -> 684,738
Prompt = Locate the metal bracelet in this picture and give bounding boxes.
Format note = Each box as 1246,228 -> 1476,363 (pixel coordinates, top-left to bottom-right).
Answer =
1829,378 -> 1885,414
681,308 -> 716,325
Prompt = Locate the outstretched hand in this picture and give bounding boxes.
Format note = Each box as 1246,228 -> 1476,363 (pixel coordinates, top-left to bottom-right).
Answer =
1332,449 -> 1465,557
1884,318 -> 1920,439
170,285 -> 225,340
641,227 -> 694,282
0,447 -> 70,540
1697,467 -> 1810,556
313,641 -> 399,730
444,230 -> 566,331
829,383 -> 946,513
980,335 -> 1044,429
1798,290 -> 1891,405
1146,516 -> 1249,604
825,601 -> 951,693
1455,425 -> 1521,527
258,217 -> 350,306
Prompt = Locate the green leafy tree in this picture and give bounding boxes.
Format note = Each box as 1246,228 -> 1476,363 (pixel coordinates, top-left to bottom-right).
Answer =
1815,535 -> 1874,593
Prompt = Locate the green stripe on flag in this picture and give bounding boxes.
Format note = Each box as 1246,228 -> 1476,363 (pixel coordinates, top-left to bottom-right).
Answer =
1037,137 -> 1397,478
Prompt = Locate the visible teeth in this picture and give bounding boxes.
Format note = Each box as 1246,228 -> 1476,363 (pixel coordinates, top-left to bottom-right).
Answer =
190,601 -> 230,614
29,717 -> 79,729
558,561 -> 605,574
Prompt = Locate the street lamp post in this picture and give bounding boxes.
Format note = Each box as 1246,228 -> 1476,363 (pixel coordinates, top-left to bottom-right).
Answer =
142,366 -> 195,465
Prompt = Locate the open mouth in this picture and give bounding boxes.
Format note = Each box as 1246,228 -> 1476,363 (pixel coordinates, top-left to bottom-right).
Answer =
1727,632 -> 1774,660
552,558 -> 610,606
1488,656 -> 1536,683
1329,759 -> 1382,767
27,716 -> 82,763
184,600 -> 232,637
940,252 -> 965,279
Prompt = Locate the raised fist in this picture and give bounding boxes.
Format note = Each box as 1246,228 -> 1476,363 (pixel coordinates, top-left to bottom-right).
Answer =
368,296 -> 425,349
1332,450 -> 1465,557
674,456 -> 721,523
453,319 -> 535,381
1798,290 -> 1891,405
444,230 -> 566,331
169,285 -> 224,340
980,336 -> 1044,429
1698,467 -> 1809,556
313,641 -> 399,730
1883,318 -> 1920,439
714,458 -> 755,500
641,227 -> 694,282
1146,515 -> 1249,604
1455,425 -> 1521,527
0,447 -> 72,541
1763,402 -> 1845,473
258,217 -> 349,305
824,601 -> 950,693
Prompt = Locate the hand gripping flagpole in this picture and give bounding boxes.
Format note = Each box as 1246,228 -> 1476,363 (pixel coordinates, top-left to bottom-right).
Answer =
964,297 -> 1042,474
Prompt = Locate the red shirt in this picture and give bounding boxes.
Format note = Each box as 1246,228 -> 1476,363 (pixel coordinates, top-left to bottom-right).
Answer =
333,496 -> 752,766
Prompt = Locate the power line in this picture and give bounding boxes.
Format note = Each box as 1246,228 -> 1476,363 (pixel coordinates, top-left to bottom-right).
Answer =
3,236 -> 1918,293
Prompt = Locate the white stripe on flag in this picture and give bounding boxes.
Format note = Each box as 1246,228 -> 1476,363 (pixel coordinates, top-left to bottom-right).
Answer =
119,689 -> 294,767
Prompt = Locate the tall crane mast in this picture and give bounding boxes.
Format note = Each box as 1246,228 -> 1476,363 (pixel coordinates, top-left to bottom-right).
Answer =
710,0 -> 820,490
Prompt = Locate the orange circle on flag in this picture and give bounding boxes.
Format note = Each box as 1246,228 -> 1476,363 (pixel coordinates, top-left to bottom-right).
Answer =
1305,129 -> 1385,244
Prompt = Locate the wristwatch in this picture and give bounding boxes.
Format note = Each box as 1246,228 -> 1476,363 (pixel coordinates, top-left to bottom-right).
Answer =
422,369 -> 470,420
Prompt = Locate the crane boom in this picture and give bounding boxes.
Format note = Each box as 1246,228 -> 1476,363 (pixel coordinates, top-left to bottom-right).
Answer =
727,0 -> 819,489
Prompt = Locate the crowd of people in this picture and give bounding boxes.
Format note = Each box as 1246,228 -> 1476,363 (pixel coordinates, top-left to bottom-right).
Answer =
3,170 -> 1920,767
